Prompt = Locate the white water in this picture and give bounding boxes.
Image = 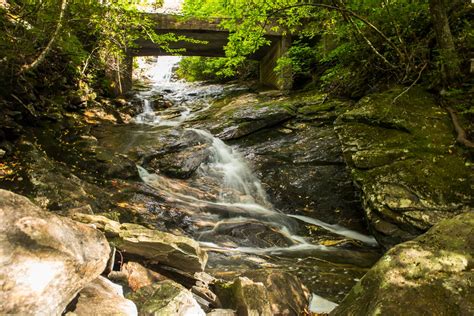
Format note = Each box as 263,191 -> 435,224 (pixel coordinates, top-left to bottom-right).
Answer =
290,214 -> 379,246
190,128 -> 270,206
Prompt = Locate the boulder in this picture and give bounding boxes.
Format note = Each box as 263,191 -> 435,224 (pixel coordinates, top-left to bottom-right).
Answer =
67,277 -> 137,316
0,189 -> 110,315
73,213 -> 208,272
332,212 -> 474,315
214,277 -> 273,316
334,87 -> 474,247
241,270 -> 309,315
127,280 -> 205,316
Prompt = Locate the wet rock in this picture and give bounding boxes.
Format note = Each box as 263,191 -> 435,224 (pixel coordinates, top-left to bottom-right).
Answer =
143,129 -> 212,179
127,279 -> 206,316
73,213 -> 208,272
210,97 -> 295,140
214,277 -> 273,316
67,276 -> 137,316
236,121 -> 366,234
0,189 -> 110,315
332,212 -> 474,316
334,87 -> 474,248
147,144 -> 210,179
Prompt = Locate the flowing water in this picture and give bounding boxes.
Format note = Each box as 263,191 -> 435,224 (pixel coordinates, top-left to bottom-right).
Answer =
110,56 -> 381,310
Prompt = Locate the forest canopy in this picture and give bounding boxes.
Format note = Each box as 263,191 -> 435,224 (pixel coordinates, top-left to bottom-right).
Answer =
180,0 -> 472,95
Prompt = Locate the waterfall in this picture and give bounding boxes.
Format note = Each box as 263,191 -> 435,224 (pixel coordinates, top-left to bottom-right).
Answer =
190,128 -> 270,206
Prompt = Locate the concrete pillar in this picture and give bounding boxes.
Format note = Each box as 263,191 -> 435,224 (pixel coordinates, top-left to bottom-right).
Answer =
121,54 -> 134,93
259,35 -> 292,90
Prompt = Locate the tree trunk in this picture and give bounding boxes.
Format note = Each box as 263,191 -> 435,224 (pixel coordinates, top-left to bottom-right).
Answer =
428,0 -> 460,86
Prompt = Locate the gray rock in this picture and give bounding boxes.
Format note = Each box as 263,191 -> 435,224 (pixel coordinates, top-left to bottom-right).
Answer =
332,212 -> 474,316
73,213 -> 208,272
334,87 -> 474,248
127,280 -> 205,316
0,189 -> 110,315
67,277 -> 137,316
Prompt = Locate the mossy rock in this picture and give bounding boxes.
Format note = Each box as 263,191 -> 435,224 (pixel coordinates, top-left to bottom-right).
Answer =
335,87 -> 474,248
332,212 -> 474,316
127,280 -> 205,316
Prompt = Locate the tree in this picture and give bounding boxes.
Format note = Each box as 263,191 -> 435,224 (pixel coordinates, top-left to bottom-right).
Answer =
428,0 -> 461,86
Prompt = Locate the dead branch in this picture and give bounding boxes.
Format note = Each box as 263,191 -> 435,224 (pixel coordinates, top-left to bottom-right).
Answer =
392,63 -> 427,104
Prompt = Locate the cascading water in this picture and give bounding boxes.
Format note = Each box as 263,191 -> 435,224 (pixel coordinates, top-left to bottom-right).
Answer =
190,128 -> 270,206
129,56 -> 380,313
133,57 -> 377,249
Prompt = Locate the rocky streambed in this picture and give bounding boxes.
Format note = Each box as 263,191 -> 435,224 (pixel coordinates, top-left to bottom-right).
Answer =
0,78 -> 473,315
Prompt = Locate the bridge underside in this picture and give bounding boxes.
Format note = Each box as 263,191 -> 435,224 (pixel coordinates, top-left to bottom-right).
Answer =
132,30 -> 280,60
122,25 -> 292,90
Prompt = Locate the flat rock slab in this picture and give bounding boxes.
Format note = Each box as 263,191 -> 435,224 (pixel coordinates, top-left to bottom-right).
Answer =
67,276 -> 137,316
0,189 -> 110,315
332,212 -> 474,315
73,213 -> 208,272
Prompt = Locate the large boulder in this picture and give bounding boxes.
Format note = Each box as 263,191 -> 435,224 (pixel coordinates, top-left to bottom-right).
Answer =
127,279 -> 206,316
332,212 -> 474,315
67,276 -> 137,316
334,87 -> 473,248
73,213 -> 208,272
0,189 -> 110,315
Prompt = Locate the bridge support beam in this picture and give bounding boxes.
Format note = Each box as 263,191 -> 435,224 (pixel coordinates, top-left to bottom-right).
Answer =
259,35 -> 292,90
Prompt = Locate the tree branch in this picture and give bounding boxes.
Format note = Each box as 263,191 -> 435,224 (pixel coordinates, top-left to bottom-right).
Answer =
269,2 -> 404,60
18,0 -> 68,74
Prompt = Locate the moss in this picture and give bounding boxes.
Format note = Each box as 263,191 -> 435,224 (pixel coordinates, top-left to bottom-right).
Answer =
335,87 -> 473,247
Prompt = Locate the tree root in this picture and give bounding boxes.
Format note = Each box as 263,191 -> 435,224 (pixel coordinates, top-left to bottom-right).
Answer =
446,106 -> 474,148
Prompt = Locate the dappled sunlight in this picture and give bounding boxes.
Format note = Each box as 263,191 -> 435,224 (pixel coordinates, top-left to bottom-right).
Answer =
382,245 -> 470,288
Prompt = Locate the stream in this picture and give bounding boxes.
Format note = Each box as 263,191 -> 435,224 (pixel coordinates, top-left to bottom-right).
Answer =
97,56 -> 382,308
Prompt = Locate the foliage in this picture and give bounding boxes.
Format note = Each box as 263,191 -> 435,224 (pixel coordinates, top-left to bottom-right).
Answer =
0,0 -> 180,98
176,56 -> 258,82
182,0 -> 471,94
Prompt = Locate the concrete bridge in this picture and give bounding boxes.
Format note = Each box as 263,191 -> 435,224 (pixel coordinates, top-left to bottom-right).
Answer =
121,14 -> 291,91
